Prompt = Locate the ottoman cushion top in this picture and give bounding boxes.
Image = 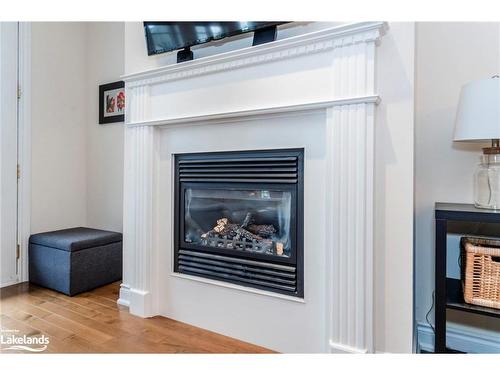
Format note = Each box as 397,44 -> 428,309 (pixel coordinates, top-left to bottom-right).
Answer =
29,227 -> 122,252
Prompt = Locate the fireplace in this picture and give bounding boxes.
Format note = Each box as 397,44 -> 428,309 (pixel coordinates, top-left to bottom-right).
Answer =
174,149 -> 304,297
122,22 -> 386,352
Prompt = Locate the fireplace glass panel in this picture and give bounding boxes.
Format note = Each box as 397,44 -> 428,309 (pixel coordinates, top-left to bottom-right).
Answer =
184,188 -> 292,257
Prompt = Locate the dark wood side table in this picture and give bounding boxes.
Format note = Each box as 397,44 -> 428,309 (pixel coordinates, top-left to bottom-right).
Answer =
434,202 -> 500,353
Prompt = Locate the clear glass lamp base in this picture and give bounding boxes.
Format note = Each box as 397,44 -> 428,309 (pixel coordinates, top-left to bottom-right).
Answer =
474,202 -> 500,210
474,153 -> 500,210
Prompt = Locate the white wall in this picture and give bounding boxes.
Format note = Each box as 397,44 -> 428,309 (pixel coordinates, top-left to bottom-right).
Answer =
30,22 -> 124,235
415,23 -> 500,339
124,21 -> 415,353
31,22 -> 88,234
86,22 -> 124,232
374,22 -> 415,353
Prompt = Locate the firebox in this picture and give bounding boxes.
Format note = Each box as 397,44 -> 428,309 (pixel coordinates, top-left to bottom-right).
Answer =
174,149 -> 304,297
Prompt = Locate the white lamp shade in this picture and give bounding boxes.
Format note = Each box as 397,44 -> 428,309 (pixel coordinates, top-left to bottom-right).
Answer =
454,77 -> 500,141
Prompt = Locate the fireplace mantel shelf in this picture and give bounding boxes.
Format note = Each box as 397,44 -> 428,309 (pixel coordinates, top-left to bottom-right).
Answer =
122,22 -> 387,86
126,95 -> 380,128
121,21 -> 387,127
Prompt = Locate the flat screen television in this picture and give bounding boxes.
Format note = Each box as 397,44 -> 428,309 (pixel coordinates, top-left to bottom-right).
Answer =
144,22 -> 286,57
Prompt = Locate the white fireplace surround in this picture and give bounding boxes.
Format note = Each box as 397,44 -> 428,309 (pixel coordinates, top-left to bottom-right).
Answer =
119,22 -> 387,353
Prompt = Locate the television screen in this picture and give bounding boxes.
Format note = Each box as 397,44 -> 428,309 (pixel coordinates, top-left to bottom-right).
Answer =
144,22 -> 285,56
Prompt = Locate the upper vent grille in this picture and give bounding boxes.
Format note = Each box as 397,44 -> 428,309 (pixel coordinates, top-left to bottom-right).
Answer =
177,152 -> 301,184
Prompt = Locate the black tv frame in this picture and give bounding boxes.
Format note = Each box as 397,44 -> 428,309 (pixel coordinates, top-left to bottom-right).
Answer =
144,22 -> 287,63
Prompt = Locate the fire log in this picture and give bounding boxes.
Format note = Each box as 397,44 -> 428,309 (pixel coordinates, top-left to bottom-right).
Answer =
204,217 -> 263,242
276,242 -> 284,256
247,224 -> 277,238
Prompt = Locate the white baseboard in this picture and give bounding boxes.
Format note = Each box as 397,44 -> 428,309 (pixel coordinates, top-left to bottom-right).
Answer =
329,340 -> 369,354
128,288 -> 154,318
117,283 -> 130,307
417,322 -> 500,353
118,283 -> 154,317
0,279 -> 20,288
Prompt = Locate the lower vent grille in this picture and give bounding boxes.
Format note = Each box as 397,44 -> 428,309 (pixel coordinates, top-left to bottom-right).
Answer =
177,250 -> 297,293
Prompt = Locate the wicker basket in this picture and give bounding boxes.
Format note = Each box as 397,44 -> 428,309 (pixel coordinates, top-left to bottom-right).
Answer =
460,237 -> 500,310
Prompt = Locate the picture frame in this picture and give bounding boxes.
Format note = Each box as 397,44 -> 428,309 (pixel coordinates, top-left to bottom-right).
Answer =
99,81 -> 125,124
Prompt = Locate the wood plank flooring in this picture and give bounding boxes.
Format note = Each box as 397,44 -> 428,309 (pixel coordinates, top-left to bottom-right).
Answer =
0,281 -> 273,353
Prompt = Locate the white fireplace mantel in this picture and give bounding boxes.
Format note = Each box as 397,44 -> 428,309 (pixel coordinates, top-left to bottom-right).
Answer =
120,21 -> 387,354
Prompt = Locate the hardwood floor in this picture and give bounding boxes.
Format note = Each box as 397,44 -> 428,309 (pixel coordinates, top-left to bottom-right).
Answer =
0,281 -> 273,353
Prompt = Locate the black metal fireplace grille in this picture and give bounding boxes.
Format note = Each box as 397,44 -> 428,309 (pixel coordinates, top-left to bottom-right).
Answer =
174,149 -> 304,297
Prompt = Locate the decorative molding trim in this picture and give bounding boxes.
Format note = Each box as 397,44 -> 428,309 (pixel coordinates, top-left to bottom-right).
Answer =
325,25 -> 377,353
126,95 -> 380,128
417,322 -> 500,354
122,22 -> 387,88
126,85 -> 151,125
17,22 -> 31,283
326,102 -> 376,354
122,125 -> 159,317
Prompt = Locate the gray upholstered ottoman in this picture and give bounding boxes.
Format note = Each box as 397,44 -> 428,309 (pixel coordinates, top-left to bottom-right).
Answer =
29,227 -> 122,296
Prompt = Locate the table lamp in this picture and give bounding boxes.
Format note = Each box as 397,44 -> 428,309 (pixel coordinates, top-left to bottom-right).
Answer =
454,76 -> 500,209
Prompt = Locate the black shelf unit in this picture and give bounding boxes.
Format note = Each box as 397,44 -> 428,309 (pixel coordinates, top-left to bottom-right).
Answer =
434,202 -> 500,353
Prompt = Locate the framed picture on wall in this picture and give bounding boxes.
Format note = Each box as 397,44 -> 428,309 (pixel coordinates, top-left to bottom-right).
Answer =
99,81 -> 125,124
